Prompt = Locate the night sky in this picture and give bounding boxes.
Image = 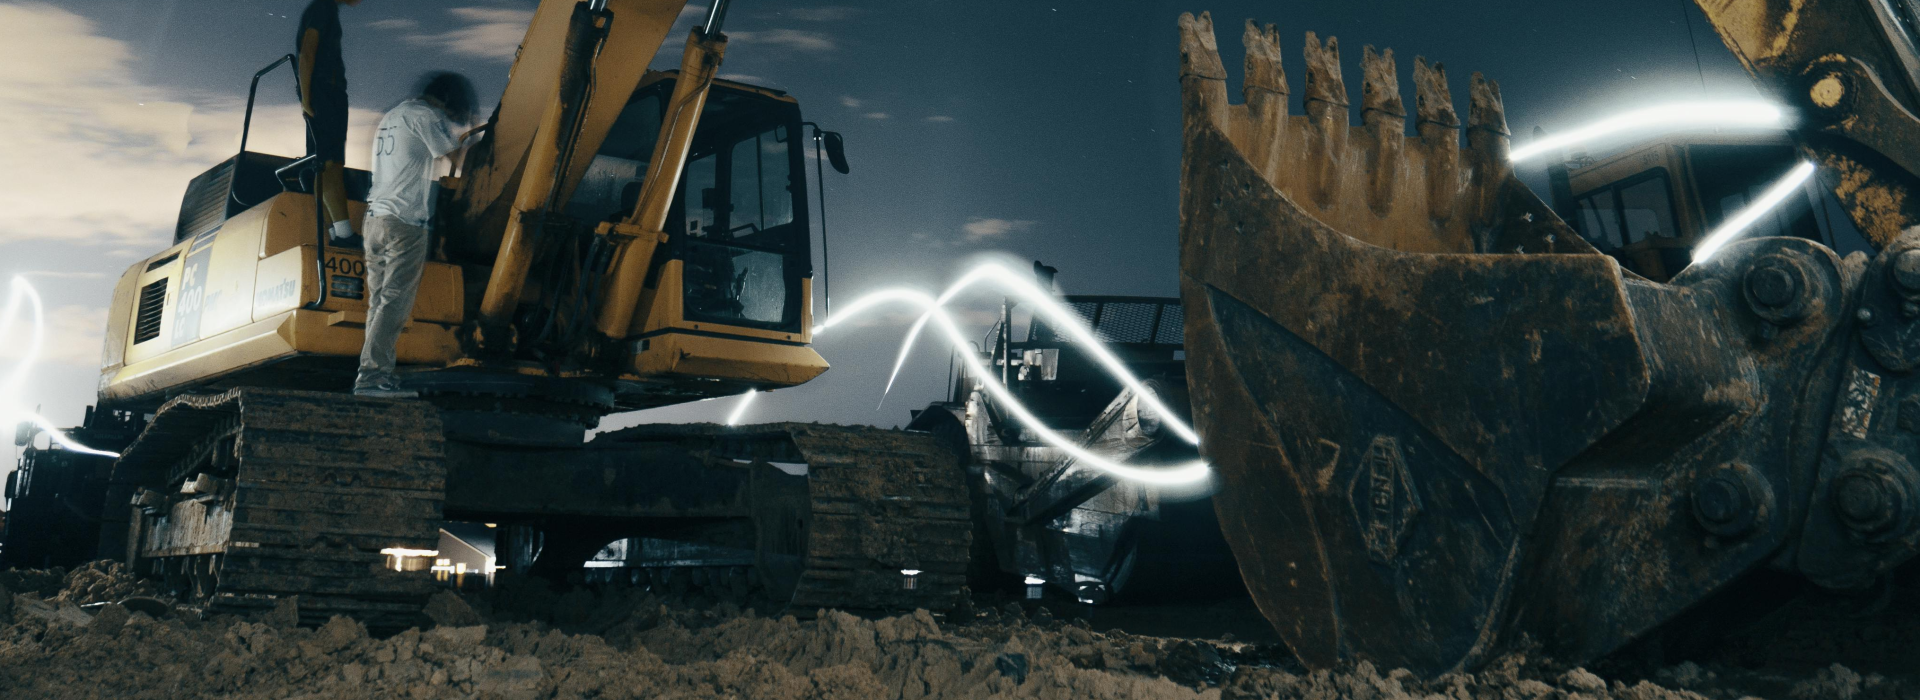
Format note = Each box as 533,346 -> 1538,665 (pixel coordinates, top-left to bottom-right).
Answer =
0,0 -> 1759,449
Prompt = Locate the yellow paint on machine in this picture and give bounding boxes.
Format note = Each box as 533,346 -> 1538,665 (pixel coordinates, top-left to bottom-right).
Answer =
100,191 -> 464,404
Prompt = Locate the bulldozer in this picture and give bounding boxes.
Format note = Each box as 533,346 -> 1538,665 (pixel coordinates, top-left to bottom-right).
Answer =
904,264 -> 1241,605
1177,0 -> 1920,677
3,0 -> 971,627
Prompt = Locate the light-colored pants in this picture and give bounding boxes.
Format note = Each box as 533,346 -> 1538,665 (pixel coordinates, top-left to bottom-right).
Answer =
354,215 -> 429,390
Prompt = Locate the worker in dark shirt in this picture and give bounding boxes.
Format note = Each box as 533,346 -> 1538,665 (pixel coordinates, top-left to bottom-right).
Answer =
298,0 -> 362,243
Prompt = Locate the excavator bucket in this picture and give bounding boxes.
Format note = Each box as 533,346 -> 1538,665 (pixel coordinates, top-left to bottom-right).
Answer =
1179,11 -> 1920,676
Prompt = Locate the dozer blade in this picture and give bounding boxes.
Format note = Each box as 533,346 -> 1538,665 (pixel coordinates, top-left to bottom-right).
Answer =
1177,12 -> 1920,676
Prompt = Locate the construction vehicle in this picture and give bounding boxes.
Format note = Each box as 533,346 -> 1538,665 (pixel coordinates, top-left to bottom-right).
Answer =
904,264 -> 1240,605
1176,0 -> 1920,677
1548,131 -> 1873,280
1,0 -> 971,626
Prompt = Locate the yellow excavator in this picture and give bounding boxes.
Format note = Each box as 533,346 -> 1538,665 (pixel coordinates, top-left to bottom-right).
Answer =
1179,0 -> 1920,677
4,0 -> 967,626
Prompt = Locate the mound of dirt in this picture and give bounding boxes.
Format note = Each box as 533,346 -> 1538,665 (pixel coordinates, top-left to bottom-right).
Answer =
0,565 -> 1914,699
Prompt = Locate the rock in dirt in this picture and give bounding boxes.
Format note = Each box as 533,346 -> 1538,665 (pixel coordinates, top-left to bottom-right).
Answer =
0,564 -> 1915,699
424,590 -> 482,627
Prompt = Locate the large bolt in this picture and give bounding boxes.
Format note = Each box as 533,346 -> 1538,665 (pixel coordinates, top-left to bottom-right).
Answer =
1747,267 -> 1798,307
1695,478 -> 1741,523
1833,470 -> 1898,534
1892,249 -> 1920,293
1744,254 -> 1814,327
1692,463 -> 1767,538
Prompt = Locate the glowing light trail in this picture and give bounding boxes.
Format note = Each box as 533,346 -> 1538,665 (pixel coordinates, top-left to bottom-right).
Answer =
0,277 -> 120,458
814,280 -> 1211,486
816,263 -> 1200,446
1508,100 -> 1786,163
1692,160 -> 1818,262
725,389 -> 758,426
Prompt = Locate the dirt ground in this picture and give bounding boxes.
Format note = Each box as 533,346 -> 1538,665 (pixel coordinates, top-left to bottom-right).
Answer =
0,563 -> 1915,699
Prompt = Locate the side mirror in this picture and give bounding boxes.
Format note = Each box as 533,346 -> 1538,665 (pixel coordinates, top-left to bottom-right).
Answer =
822,131 -> 849,174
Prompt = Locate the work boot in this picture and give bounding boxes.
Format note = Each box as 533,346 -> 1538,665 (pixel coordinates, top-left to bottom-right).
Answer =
353,380 -> 417,399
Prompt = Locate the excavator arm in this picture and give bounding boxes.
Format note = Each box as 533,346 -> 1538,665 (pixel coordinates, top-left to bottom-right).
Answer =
1179,2 -> 1920,677
1695,0 -> 1920,248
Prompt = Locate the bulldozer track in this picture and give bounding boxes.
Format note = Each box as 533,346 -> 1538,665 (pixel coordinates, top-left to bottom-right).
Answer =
115,388 -> 445,629
599,423 -> 973,614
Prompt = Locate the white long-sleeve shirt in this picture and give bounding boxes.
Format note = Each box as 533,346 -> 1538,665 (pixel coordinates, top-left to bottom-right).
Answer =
366,99 -> 459,226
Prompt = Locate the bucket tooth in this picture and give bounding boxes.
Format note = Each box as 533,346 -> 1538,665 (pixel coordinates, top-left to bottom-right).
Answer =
1414,57 -> 1460,223
1361,46 -> 1405,216
1413,57 -> 1459,128
1359,46 -> 1404,117
1179,12 -> 1230,136
1243,20 -> 1289,185
1302,32 -> 1347,210
1465,72 -> 1512,237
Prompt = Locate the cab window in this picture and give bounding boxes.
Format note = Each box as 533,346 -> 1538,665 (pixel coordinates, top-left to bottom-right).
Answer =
1572,169 -> 1677,250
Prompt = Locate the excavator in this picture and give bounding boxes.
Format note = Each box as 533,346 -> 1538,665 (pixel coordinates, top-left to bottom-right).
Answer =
3,0 -> 970,626
1178,0 -> 1920,678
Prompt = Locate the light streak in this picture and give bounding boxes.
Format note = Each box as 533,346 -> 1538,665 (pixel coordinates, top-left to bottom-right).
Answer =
813,277 -> 1211,486
816,263 -> 1199,446
379,547 -> 439,557
724,389 -> 758,426
1692,161 -> 1819,262
0,277 -> 120,458
1509,100 -> 1786,163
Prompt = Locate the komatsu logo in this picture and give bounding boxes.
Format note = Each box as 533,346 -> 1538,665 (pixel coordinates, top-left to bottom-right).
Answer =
1349,435 -> 1422,565
255,279 -> 296,307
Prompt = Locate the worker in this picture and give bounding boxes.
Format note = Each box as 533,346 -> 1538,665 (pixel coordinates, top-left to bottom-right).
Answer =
354,72 -> 477,398
298,0 -> 361,244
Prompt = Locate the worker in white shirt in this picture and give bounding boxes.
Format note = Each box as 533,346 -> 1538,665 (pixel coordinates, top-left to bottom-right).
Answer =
354,71 -> 477,398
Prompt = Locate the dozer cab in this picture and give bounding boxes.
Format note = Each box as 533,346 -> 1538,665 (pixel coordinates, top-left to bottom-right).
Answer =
1549,131 -> 1874,281
1179,0 -> 1920,677
4,0 -> 969,626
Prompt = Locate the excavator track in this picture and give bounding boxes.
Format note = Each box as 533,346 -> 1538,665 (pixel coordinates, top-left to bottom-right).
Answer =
113,388 -> 445,629
595,422 -> 972,614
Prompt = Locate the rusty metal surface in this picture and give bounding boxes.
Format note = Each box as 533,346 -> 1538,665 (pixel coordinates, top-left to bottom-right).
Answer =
1175,10 -> 1920,677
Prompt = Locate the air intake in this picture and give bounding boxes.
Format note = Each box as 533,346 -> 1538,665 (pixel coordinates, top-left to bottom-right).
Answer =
133,279 -> 168,345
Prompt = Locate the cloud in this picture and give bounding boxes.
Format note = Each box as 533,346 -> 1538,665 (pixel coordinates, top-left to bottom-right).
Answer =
404,7 -> 535,61
862,112 -> 890,120
728,29 -> 835,52
19,271 -> 106,281
366,18 -> 418,31
0,304 -> 107,368
0,4 -> 386,378
785,7 -> 858,22
962,218 -> 1035,242
0,4 -> 377,250
925,115 -> 955,123
840,96 -> 863,109
718,73 -> 768,84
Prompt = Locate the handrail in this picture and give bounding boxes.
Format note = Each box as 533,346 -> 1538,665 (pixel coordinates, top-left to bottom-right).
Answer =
239,54 -> 299,157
